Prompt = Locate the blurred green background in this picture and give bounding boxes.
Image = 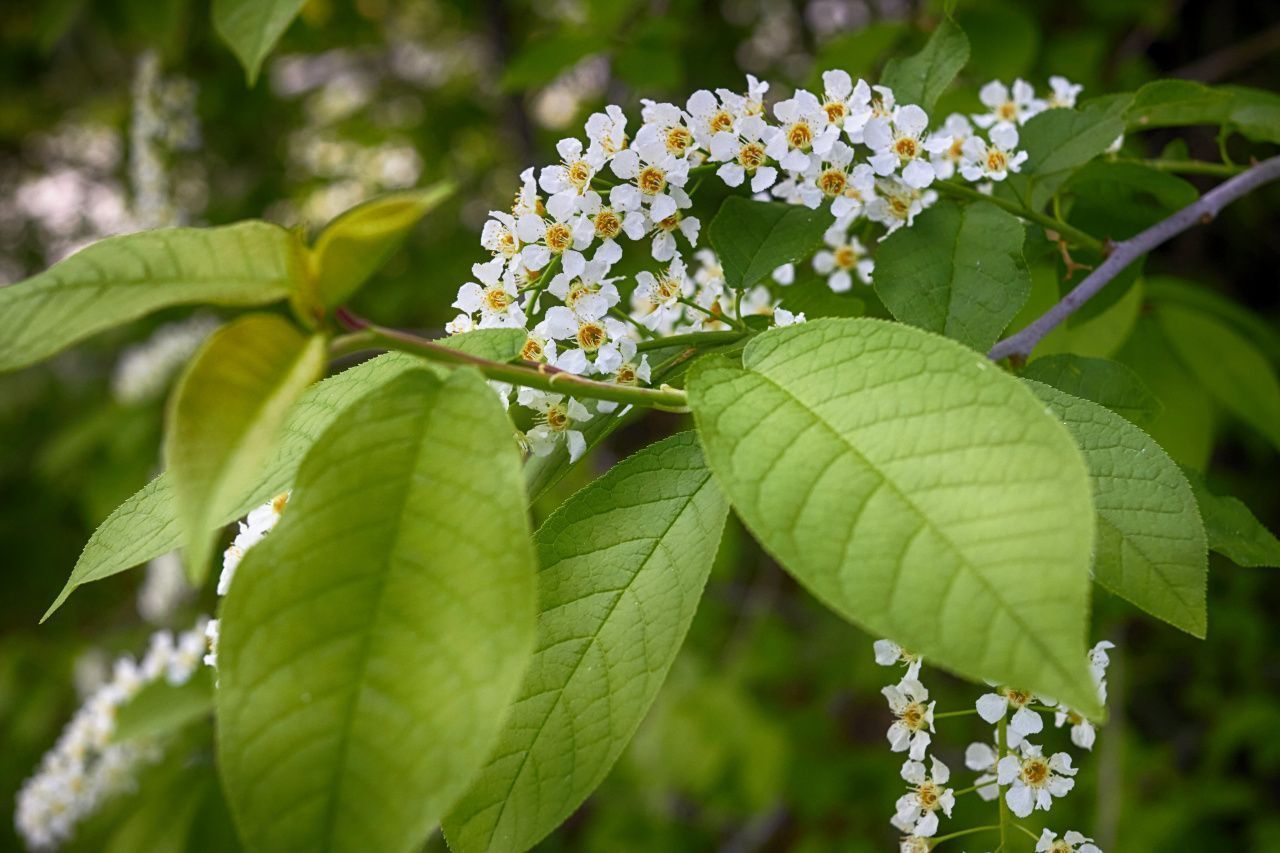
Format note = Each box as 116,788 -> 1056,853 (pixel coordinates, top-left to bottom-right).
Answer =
2,1 -> 1279,850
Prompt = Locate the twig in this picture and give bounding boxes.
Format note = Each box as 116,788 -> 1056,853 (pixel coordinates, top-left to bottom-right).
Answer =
933,181 -> 1104,253
988,155 -> 1280,362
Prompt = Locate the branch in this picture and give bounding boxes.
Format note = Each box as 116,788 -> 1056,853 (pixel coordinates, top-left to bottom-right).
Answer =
933,181 -> 1104,253
988,154 -> 1280,362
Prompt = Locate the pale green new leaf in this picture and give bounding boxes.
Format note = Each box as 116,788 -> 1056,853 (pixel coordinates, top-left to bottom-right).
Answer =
874,200 -> 1029,352
879,17 -> 969,112
212,0 -> 308,85
708,197 -> 829,290
0,222 -> 301,372
165,313 -> 325,584
1021,354 -> 1162,425
310,184 -> 455,308
1182,469 -> 1280,569
1158,304 -> 1280,451
217,369 -> 536,853
687,319 -> 1100,713
46,328 -> 520,617
1027,380 -> 1207,636
444,432 -> 728,853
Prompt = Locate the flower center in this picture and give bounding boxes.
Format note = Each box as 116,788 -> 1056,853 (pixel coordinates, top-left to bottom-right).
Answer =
1003,688 -> 1033,707
520,336 -> 544,362
655,274 -> 682,302
889,196 -> 910,218
917,781 -> 941,810
545,222 -> 573,253
818,168 -> 847,196
709,110 -> 735,133
565,281 -> 596,308
496,229 -> 518,257
484,287 -> 513,312
567,160 -> 592,188
594,210 -> 622,239
577,322 -> 607,352
787,120 -> 813,150
949,137 -> 965,159
665,126 -> 693,155
894,136 -> 919,160
998,101 -> 1018,121
986,149 -> 1008,172
545,404 -> 570,431
658,213 -> 680,232
271,492 -> 289,514
615,364 -> 637,385
1021,757 -> 1050,787
738,141 -> 766,170
900,701 -> 927,731
1048,842 -> 1072,853
833,245 -> 859,269
637,165 -> 667,195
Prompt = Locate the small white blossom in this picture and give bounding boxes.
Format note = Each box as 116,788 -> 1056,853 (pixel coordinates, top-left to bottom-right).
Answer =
931,114 -> 975,181
539,137 -> 606,211
873,639 -> 921,680
633,257 -> 692,332
585,104 -> 628,160
518,388 -> 592,462
974,78 -> 1044,128
891,756 -> 955,837
711,115 -> 778,193
716,74 -> 769,120
1037,828 -> 1103,853
517,196 -> 594,278
976,685 -> 1044,748
772,307 -> 806,327
1046,76 -> 1083,109
609,135 -> 691,223
964,740 -> 1001,801
960,122 -> 1028,182
864,104 -> 951,188
217,493 -> 288,597
997,743 -> 1077,818
454,257 -> 527,329
882,678 -> 935,760
766,89 -> 840,172
866,177 -> 936,234
819,70 -> 872,137
814,225 -> 873,292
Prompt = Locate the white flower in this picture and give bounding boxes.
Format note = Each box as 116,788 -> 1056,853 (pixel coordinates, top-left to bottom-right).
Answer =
686,88 -> 738,149
873,639 -> 921,680
931,113 -> 975,181
891,756 -> 955,837
1037,828 -> 1103,853
595,349 -> 652,414
866,177 -> 936,234
996,743 -> 1077,818
814,226 -> 873,292
975,685 -> 1044,748
1054,707 -> 1098,751
539,308 -> 625,376
217,493 -> 288,597
633,256 -> 692,332
480,209 -> 523,261
578,190 -> 646,260
517,195 -> 595,278
772,263 -> 794,285
864,104 -> 951,188
772,307 -> 805,327
819,70 -> 872,136
445,313 -> 475,336
539,137 -> 606,211
1046,76 -> 1083,109
711,115 -> 778,193
974,78 -> 1044,128
882,678 -> 935,760
847,83 -> 896,144
512,167 -> 542,217
646,189 -> 700,261
518,388 -> 592,462
586,104 -> 628,160
638,100 -> 699,160
453,257 -> 527,329
547,256 -> 620,319
964,741 -> 1001,801
899,835 -> 931,853
960,122 -> 1027,182
609,135 -> 691,222
1088,640 -> 1115,703
716,74 -> 769,120
766,89 -> 839,172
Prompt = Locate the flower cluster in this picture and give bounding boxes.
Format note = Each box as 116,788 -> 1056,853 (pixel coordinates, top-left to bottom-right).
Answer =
875,637 -> 1112,850
446,74 -> 1079,462
15,621 -> 209,849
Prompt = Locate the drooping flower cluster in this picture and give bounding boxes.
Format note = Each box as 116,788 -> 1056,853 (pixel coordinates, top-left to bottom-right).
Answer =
15,621 -> 209,849
875,637 -> 1112,850
446,74 -> 1080,463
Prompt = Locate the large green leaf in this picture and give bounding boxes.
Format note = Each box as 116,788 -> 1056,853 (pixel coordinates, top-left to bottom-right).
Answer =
1027,380 -> 1207,636
708,197 -> 829,290
309,184 -> 454,310
164,313 -> 325,584
0,222 -> 300,372
879,17 -> 970,112
217,369 -> 536,852
212,0 -> 308,85
444,432 -> 728,853
1021,354 -> 1161,425
874,200 -> 1029,352
1220,85 -> 1280,144
1123,80 -> 1232,130
687,318 -> 1100,713
1183,470 -> 1280,569
45,331 -> 519,618
1158,304 -> 1280,451
1011,97 -> 1130,210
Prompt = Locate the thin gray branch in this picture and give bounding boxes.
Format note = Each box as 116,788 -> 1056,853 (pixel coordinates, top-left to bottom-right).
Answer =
988,154 -> 1280,362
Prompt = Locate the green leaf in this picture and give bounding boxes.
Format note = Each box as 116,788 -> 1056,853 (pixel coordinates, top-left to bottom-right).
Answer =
1027,380 -> 1207,637
443,432 -> 728,853
1011,97 -> 1130,210
708,197 -> 829,290
1123,80 -> 1233,130
113,669 -> 215,743
216,369 -> 536,852
212,0 -> 307,85
874,200 -> 1029,352
165,314 -> 325,584
779,269 -> 867,320
1183,470 -> 1280,568
1021,354 -> 1162,425
45,353 -> 426,620
309,184 -> 455,310
1220,85 -> 1280,144
1145,275 -> 1280,365
1157,304 -> 1280,451
0,222 -> 301,373
47,331 -> 520,618
879,17 -> 970,112
687,318 -> 1100,713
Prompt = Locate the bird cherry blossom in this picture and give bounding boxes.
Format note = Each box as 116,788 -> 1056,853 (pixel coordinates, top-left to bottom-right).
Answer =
814,224 -> 874,292
892,756 -> 956,837
882,677 -> 935,760
960,122 -> 1028,182
997,742 -> 1078,817
1037,828 -> 1103,853
975,78 -> 1044,128
864,104 -> 951,188
518,388 -> 592,462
